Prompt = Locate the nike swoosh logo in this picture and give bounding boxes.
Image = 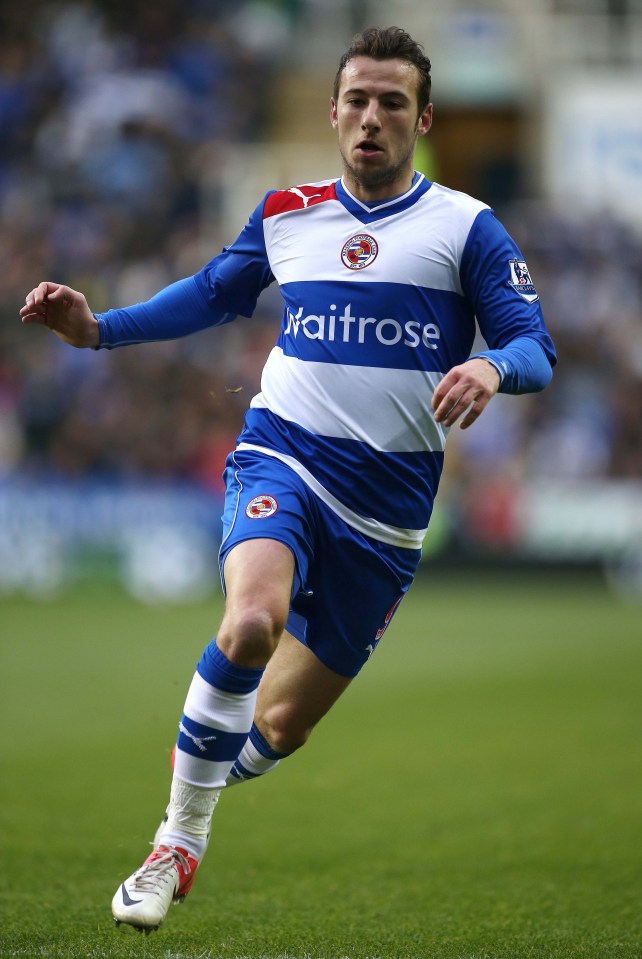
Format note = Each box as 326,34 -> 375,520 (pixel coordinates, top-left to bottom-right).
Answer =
121,882 -> 143,906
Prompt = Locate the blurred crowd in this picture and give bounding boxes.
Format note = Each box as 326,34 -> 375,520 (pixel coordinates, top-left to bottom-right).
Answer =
0,0 -> 293,492
1,0 -> 641,504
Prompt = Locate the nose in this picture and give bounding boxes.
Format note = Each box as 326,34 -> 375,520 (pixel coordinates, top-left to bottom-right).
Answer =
361,99 -> 381,131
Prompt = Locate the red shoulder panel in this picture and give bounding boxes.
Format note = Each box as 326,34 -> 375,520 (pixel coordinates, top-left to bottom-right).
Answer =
263,181 -> 338,219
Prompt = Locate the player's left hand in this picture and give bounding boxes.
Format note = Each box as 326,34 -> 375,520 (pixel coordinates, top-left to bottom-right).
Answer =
431,358 -> 501,430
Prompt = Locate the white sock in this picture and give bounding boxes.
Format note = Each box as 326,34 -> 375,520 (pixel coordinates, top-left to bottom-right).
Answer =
156,778 -> 219,860
153,640 -> 264,859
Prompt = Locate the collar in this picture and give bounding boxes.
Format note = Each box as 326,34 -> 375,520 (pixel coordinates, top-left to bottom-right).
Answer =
335,172 -> 432,223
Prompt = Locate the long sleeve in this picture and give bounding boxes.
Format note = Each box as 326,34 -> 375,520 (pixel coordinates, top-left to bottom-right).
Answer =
460,208 -> 557,394
96,194 -> 276,349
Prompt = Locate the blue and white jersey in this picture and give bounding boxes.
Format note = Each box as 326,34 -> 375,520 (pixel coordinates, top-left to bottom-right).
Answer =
98,173 -> 556,550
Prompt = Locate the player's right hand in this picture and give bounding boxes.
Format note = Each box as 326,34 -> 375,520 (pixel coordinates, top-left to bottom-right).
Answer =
20,281 -> 100,349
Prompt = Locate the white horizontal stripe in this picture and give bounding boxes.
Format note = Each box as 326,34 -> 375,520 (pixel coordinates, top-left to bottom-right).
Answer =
251,349 -> 448,453
185,672 -> 256,733
263,183 -> 488,295
173,752 -> 234,789
236,442 -> 427,550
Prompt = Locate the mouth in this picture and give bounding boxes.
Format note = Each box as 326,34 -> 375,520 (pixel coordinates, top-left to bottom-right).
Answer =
356,139 -> 383,157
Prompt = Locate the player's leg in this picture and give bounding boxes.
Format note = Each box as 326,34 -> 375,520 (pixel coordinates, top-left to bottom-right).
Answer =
229,507 -> 420,787
227,631 -> 351,783
226,505 -> 420,787
112,537 -> 294,932
158,538 -> 293,840
112,451 -> 317,930
255,630 -> 352,750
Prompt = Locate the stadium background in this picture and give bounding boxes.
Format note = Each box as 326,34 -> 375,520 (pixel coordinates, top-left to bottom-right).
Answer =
1,0 -> 641,600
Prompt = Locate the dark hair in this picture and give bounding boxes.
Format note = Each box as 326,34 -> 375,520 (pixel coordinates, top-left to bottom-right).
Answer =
333,26 -> 432,112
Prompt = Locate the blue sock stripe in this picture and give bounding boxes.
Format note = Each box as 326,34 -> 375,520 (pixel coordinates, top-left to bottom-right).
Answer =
231,760 -> 260,780
177,715 -> 249,763
197,640 -> 264,694
249,722 -> 290,760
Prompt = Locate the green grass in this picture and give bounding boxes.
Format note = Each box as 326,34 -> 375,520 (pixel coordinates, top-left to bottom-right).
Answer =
1,571 -> 640,959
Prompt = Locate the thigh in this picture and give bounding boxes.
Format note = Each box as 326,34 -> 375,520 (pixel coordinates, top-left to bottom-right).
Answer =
219,448 -> 315,600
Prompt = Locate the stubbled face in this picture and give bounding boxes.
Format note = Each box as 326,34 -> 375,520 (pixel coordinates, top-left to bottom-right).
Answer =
331,55 -> 432,202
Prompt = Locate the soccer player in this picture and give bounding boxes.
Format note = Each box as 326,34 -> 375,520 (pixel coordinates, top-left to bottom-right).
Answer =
20,26 -> 556,932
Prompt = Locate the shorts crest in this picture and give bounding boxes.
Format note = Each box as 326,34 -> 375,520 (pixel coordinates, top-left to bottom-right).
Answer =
245,495 -> 278,519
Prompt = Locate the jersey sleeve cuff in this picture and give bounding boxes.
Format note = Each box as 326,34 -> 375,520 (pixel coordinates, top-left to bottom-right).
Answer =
469,351 -> 507,386
92,315 -> 108,350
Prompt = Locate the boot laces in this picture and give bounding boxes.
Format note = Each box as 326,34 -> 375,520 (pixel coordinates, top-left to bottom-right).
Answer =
132,847 -> 191,894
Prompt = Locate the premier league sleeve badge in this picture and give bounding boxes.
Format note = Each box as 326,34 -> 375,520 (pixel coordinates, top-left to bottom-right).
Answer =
508,258 -> 539,303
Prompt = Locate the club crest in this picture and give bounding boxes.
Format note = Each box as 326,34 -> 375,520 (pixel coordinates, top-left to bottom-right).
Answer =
341,233 -> 378,270
508,258 -> 539,303
245,495 -> 278,519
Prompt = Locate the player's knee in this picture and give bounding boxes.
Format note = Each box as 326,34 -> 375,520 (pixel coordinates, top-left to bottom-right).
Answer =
257,702 -> 313,754
218,606 -> 286,667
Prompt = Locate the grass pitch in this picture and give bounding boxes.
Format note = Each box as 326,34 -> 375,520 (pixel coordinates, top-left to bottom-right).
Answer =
0,571 -> 640,959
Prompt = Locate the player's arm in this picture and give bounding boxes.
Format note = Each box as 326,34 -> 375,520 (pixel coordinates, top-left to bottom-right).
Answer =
20,194 -> 276,350
20,274 -> 233,351
96,198 -> 275,348
460,208 -> 556,390
434,209 -> 557,429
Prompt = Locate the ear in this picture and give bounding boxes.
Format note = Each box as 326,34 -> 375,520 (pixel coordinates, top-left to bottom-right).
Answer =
417,102 -> 433,137
330,97 -> 338,129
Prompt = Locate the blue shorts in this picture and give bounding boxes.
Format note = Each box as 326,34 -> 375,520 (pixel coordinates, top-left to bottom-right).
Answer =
219,448 -> 421,678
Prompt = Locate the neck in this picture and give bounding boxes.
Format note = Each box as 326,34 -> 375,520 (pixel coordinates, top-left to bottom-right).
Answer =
342,168 -> 416,204
339,145 -> 418,202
